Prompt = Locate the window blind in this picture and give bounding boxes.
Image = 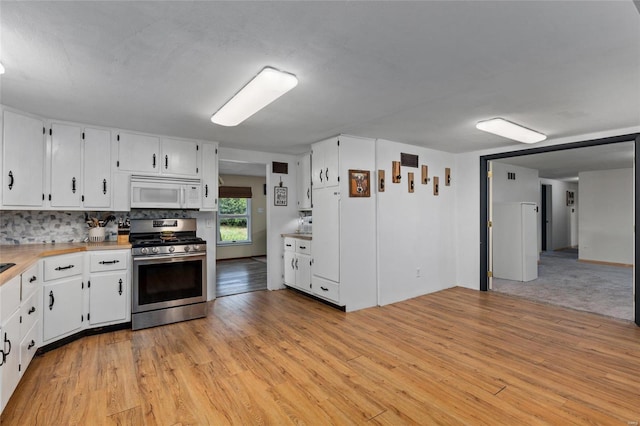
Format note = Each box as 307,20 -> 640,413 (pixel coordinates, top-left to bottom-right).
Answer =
219,186 -> 252,198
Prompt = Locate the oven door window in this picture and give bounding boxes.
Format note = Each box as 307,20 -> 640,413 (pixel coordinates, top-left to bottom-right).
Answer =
137,258 -> 203,306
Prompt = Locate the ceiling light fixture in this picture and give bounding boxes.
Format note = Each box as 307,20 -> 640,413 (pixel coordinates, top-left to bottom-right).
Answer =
211,67 -> 298,126
476,118 -> 546,144
0,62 -> 5,75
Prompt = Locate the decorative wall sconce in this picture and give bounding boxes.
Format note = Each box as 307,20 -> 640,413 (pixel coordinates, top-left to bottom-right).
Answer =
378,170 -> 385,192
408,172 -> 415,193
392,161 -> 401,183
445,168 -> 451,186
433,176 -> 439,196
421,165 -> 429,184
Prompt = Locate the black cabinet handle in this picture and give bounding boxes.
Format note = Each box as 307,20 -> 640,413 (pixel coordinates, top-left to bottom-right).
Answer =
291,259 -> 295,269
72,177 -> 76,193
28,306 -> 36,315
295,258 -> 298,270
28,340 -> 35,350
285,243 -> 292,247
4,332 -> 12,356
29,276 -> 37,283
8,170 -> 14,190
319,169 -> 323,182
325,168 -> 329,181
99,260 -> 120,265
299,246 -> 306,250
165,155 -> 168,169
307,188 -> 310,199
103,179 -> 107,195
118,278 -> 123,295
49,290 -> 55,310
320,286 -> 328,292
205,184 -> 209,197
55,264 -> 74,271
152,154 -> 156,168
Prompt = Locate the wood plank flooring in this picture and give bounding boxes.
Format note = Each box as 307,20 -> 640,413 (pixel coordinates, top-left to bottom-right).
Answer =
2,287 -> 640,425
216,258 -> 267,297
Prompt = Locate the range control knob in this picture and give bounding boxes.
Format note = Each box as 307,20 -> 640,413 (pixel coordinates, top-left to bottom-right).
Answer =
140,247 -> 149,255
184,245 -> 191,252
168,246 -> 175,253
151,247 -> 160,254
193,245 -> 200,252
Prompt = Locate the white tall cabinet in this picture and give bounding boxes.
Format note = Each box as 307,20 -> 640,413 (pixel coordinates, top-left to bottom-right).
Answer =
493,202 -> 538,282
1,110 -> 46,207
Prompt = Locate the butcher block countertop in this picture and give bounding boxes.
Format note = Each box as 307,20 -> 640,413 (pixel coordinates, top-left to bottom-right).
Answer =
0,241 -> 132,286
281,233 -> 312,241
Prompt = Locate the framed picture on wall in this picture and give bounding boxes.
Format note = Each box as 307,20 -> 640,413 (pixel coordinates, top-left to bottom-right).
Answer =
274,186 -> 288,206
566,190 -> 575,206
348,169 -> 371,197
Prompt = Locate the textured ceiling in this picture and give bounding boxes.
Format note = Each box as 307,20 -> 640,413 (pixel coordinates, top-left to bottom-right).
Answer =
1,1 -> 639,154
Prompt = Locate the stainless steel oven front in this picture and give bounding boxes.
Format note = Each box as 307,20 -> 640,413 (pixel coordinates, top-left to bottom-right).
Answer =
132,252 -> 207,330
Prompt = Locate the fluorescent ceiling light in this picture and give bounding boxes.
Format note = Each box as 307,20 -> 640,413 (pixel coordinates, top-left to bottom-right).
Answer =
211,67 -> 298,126
0,62 -> 4,75
476,118 -> 546,143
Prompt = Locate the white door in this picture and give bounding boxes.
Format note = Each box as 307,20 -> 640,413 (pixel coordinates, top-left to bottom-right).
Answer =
284,251 -> 296,286
311,187 -> 340,283
311,144 -> 325,189
522,203 -> 539,282
83,127 -> 112,208
297,253 -> 312,291
323,139 -> 340,187
89,272 -> 127,325
117,132 -> 160,173
2,110 -> 45,207
43,277 -> 83,342
50,123 -> 82,208
201,142 -> 218,211
0,310 -> 20,411
161,138 -> 199,177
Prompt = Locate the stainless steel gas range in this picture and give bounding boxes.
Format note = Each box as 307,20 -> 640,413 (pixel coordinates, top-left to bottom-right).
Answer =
130,218 -> 207,330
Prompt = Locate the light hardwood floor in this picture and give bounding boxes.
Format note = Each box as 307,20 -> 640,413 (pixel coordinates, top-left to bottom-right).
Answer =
2,287 -> 640,425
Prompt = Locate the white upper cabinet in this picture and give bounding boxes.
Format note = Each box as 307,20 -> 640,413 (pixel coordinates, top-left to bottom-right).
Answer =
311,137 -> 339,189
2,110 -> 46,207
161,138 -> 199,177
200,142 -> 218,211
297,153 -> 312,210
50,123 -> 83,208
83,127 -> 112,209
116,132 -> 160,173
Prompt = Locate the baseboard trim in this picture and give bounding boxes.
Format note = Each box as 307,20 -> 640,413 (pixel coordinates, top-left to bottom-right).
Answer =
578,259 -> 633,268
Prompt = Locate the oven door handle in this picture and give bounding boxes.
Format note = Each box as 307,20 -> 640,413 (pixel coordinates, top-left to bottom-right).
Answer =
133,253 -> 205,262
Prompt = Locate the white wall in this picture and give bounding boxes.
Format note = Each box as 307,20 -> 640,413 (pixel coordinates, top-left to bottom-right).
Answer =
539,178 -> 578,250
454,126 -> 639,290
218,147 -> 300,291
376,139 -> 456,306
579,168 -> 633,265
492,162 -> 539,203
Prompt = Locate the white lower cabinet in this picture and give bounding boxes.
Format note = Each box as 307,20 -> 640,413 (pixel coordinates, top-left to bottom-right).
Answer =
283,237 -> 312,293
43,276 -> 83,343
88,250 -> 130,326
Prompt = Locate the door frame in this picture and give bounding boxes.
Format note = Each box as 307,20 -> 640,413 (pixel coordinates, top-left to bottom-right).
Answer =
479,133 -> 639,326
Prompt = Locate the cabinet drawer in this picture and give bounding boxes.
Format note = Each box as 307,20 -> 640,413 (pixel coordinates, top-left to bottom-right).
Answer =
284,237 -> 296,252
296,240 -> 311,255
20,290 -> 40,340
1,275 -> 21,324
90,251 -> 129,272
20,320 -> 40,375
43,253 -> 83,281
21,262 -> 40,301
312,279 -> 340,303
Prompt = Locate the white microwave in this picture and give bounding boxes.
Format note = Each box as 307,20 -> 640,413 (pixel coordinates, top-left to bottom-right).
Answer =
130,176 -> 202,209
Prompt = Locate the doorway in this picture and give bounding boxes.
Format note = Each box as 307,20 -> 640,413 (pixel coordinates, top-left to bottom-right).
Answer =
541,184 -> 551,251
480,133 -> 639,326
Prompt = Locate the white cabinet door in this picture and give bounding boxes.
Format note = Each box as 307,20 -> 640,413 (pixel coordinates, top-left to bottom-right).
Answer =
0,309 -> 20,412
50,123 -> 82,208
117,132 -> 160,173
311,138 -> 339,189
201,142 -> 218,211
2,110 -> 46,207
43,277 -> 83,343
89,272 -> 127,325
83,127 -> 112,208
296,253 -> 312,291
297,153 -> 312,209
284,251 -> 296,286
311,188 -> 340,283
311,143 -> 324,189
161,138 -> 199,177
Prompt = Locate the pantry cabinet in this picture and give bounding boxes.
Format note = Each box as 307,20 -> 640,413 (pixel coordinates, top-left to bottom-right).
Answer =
1,110 -> 46,207
83,127 -> 112,208
50,123 -> 83,208
42,253 -> 84,343
200,142 -> 219,211
283,237 -> 312,292
88,250 -> 129,326
296,153 -> 312,209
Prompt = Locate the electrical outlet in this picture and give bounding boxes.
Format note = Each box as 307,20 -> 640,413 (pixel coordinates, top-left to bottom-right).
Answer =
416,268 -> 421,278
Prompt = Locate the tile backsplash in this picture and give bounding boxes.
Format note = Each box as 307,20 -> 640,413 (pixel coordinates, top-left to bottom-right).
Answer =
0,210 -> 194,245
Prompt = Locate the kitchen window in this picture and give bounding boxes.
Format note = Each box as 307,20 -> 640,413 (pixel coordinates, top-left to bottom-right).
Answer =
217,186 -> 253,245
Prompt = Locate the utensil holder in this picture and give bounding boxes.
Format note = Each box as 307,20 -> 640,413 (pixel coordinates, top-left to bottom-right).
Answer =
88,227 -> 106,243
